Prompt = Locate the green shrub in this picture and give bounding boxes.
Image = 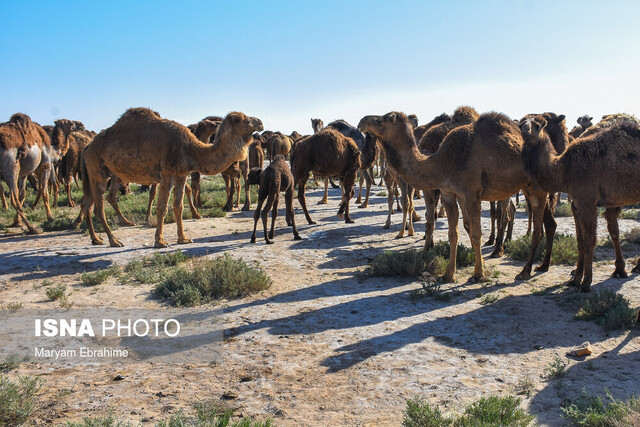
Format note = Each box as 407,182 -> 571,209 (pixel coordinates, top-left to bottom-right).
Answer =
562,389 -> 640,426
155,401 -> 274,427
156,254 -> 272,306
65,413 -> 132,426
620,209 -> 640,220
402,395 -> 533,427
124,251 -> 190,285
575,289 -> 636,330
543,355 -> 568,379
81,265 -> 120,286
554,202 -> 573,217
0,375 -> 42,426
46,284 -> 67,300
505,234 -> 578,265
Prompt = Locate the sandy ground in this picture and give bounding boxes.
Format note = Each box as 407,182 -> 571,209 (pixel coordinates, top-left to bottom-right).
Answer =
1,182 -> 639,426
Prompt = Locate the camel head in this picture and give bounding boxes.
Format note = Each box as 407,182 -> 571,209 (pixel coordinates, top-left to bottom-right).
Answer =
358,112 -> 414,146
290,131 -> 302,141
51,119 -> 75,158
195,119 -> 221,142
214,112 -> 263,159
247,167 -> 262,186
577,115 -> 593,128
72,121 -> 86,131
311,118 -> 323,133
520,117 -> 547,140
407,114 -> 419,129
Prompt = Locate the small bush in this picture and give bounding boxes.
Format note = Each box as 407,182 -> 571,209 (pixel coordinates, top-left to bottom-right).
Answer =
41,215 -> 74,232
65,412 -> 131,426
410,279 -> 453,302
505,234 -> 578,265
124,251 -> 190,285
562,389 -> 640,427
554,202 -> 573,217
575,289 -> 636,330
81,265 -> 120,286
543,355 -> 568,380
480,293 -> 500,305
155,401 -> 274,427
402,395 -> 533,427
46,284 -> 67,301
0,354 -> 25,373
0,375 -> 42,426
620,209 -> 640,220
514,376 -> 536,397
156,254 -> 272,306
430,241 -> 475,268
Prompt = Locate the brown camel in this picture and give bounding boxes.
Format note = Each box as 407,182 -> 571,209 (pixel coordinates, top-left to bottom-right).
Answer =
0,113 -> 62,233
568,115 -> 593,139
249,155 -> 301,244
189,118 -> 222,211
291,128 -> 361,224
309,118 -> 340,196
520,116 -> 640,292
267,132 -> 292,159
51,119 -> 92,207
359,111 -> 555,283
80,108 -> 262,248
413,113 -> 451,142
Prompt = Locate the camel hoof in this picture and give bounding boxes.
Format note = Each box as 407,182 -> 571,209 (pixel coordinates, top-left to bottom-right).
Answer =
358,204 -> 368,209
241,206 -> 250,211
92,238 -> 104,245
483,239 -> 495,247
250,237 -> 256,243
580,285 -> 592,293
468,275 -> 487,284
121,220 -> 135,227
383,224 -> 390,230
612,269 -> 628,279
337,213 -> 344,219
355,198 -> 362,204
69,202 -> 76,207
268,233 -> 274,239
632,265 -> 640,274
177,238 -> 193,245
489,250 -> 503,259
192,213 -> 202,220
345,219 -> 355,224
317,200 -> 328,205
154,241 -> 169,249
395,233 -> 404,239
109,239 -> 124,248
515,271 -> 531,281
265,240 -> 274,245
535,264 -> 550,272
294,235 -> 302,240
564,279 -> 580,288
438,275 -> 454,284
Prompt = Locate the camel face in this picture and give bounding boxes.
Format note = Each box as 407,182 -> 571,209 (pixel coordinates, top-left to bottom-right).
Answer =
311,118 -> 323,133
520,117 -> 546,139
358,113 -> 406,142
578,115 -> 593,128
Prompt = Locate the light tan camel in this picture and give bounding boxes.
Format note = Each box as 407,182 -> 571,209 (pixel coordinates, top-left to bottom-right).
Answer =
359,111 -> 555,283
80,108 -> 262,248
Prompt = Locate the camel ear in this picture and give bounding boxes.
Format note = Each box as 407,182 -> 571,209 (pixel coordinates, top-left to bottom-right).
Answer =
588,116 -> 593,121
556,115 -> 565,123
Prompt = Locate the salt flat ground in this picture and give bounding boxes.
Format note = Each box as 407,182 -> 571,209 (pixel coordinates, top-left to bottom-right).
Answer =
1,183 -> 639,426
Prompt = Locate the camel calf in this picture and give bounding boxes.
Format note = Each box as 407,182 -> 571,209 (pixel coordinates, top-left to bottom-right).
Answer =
249,155 -> 301,244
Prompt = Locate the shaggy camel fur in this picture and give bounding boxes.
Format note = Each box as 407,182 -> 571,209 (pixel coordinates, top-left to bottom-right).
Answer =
249,155 -> 301,244
359,111 -> 555,283
0,113 -> 62,233
51,119 -> 92,207
267,132 -> 292,159
413,113 -> 451,142
80,108 -> 262,248
521,116 -> 640,292
569,115 -> 593,139
190,118 -> 222,211
309,118 -> 340,194
291,128 -> 361,224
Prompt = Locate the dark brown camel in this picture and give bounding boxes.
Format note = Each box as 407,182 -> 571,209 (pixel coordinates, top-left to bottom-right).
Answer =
249,155 -> 301,244
291,128 -> 361,224
568,115 -> 593,139
521,116 -> 640,292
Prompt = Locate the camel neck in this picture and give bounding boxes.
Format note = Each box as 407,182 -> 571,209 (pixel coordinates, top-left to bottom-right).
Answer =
381,132 -> 441,191
189,140 -> 245,176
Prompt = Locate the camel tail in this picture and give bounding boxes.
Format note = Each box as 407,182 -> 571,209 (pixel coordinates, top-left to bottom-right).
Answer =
79,148 -> 92,202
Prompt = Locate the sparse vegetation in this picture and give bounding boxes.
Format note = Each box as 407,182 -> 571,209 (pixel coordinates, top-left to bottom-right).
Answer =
156,254 -> 272,306
543,355 -> 568,380
554,202 -> 573,217
0,354 -> 27,373
514,376 -> 536,397
81,265 -> 121,286
562,389 -> 640,426
123,251 -> 190,285
505,233 -> 578,265
575,289 -> 637,330
0,375 -> 42,426
46,284 -> 67,301
403,395 -> 534,427
410,279 -> 453,302
620,208 -> 640,220
480,293 -> 500,305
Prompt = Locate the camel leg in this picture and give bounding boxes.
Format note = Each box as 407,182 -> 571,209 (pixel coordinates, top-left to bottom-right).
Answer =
0,184 -> 7,210
296,176 -> 315,225
565,201 -> 586,287
632,258 -> 640,274
506,200 -> 516,242
329,177 -> 340,189
383,180 -> 395,229
423,190 -> 437,250
604,207 -> 627,278
184,183 -> 201,219
439,192 -> 459,282
464,197 -> 486,283
575,201 -> 598,292
250,192 -> 266,243
268,194 -> 279,240
526,198 -> 533,236
490,199 -> 511,258
340,174 -> 356,224
36,167 -> 53,221
358,169 -> 372,209
66,172 -> 75,207
241,162 -> 251,211
484,201 -> 496,246
318,177 -> 329,205
223,174 -> 234,212
173,176 -> 192,244
535,203 -> 557,272
146,184 -> 157,225
261,192 -> 276,244
154,177 -> 173,248
234,177 -> 240,208
516,192 -> 546,280
6,172 -> 40,234
397,181 -> 414,238
107,177 -> 134,226
355,170 -> 363,204
91,176 -> 122,247
27,174 -> 41,208
191,172 -> 202,208
286,187 -> 301,240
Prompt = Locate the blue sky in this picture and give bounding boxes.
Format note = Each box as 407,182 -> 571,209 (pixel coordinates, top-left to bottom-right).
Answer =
2,0 -> 639,133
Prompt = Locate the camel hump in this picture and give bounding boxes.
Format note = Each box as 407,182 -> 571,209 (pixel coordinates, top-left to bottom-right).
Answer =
120,107 -> 162,122
9,113 -> 33,128
452,106 -> 479,123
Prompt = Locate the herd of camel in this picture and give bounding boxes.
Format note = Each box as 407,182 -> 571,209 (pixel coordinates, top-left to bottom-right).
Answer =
1,106 -> 639,294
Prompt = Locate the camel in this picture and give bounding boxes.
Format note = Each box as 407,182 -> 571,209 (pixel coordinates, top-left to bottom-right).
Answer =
413,113 -> 451,142
189,118 -> 222,211
520,116 -> 640,292
359,111 -> 556,283
249,155 -> 301,244
51,119 -> 92,207
80,108 -> 262,248
0,113 -> 62,233
309,118 -> 340,195
568,115 -> 593,139
266,132 -> 292,159
291,128 -> 361,224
